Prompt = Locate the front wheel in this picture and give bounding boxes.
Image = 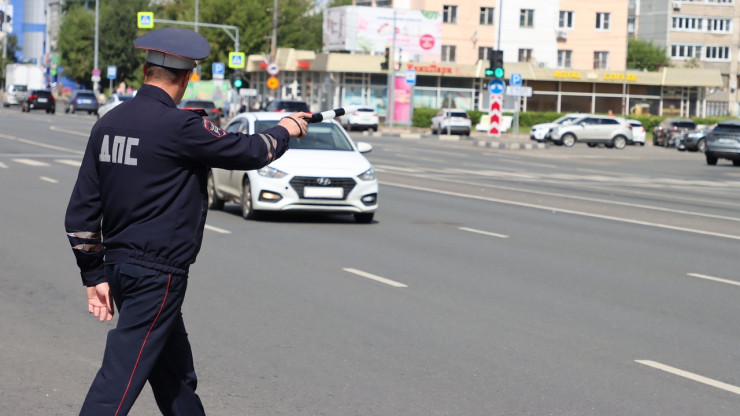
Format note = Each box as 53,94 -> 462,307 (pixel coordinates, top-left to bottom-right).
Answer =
587,143 -> 598,148
612,135 -> 627,149
207,171 -> 224,210
241,177 -> 257,219
561,133 -> 576,147
354,213 -> 374,223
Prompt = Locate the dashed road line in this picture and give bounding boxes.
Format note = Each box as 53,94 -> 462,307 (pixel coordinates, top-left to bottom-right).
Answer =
204,224 -> 232,234
13,158 -> 49,167
687,273 -> 740,288
56,159 -> 82,168
40,176 -> 59,184
0,161 -> 7,169
636,360 -> 740,395
343,268 -> 408,288
459,226 -> 508,239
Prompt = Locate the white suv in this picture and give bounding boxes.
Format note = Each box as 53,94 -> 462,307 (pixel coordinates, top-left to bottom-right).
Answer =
431,109 -> 471,136
530,113 -> 588,142
549,115 -> 634,149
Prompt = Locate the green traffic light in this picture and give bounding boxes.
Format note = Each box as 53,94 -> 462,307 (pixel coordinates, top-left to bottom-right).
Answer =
485,68 -> 494,77
493,67 -> 505,78
234,79 -> 242,88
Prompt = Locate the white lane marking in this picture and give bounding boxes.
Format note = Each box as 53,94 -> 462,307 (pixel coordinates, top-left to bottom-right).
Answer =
13,158 -> 49,167
635,360 -> 740,395
459,226 -> 509,239
204,224 -> 232,234
381,181 -> 740,241
687,273 -> 740,288
49,125 -> 90,137
56,159 -> 82,167
40,176 -> 59,184
343,268 -> 408,288
0,133 -> 84,155
0,162 -> 7,169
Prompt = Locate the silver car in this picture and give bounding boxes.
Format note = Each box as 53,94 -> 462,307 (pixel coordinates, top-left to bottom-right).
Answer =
549,115 -> 634,149
705,120 -> 740,166
431,109 -> 471,135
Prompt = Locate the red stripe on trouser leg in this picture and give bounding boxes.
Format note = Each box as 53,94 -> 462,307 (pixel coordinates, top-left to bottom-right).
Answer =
114,274 -> 172,416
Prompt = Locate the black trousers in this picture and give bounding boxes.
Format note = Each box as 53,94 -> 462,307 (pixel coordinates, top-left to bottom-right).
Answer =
80,264 -> 206,416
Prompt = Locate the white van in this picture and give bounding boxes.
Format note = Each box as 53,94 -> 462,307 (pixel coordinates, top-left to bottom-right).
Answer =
3,84 -> 29,107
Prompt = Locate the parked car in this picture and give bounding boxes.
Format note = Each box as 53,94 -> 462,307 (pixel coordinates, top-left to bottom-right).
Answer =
430,108 -> 471,135
529,113 -> 588,142
65,90 -> 99,115
677,126 -> 713,152
704,120 -> 740,166
177,99 -> 222,126
98,93 -> 134,118
340,107 -> 379,131
207,112 -> 378,223
549,115 -> 633,149
652,118 -> 696,147
3,84 -> 28,107
21,90 -> 55,114
264,99 -> 310,113
626,119 -> 646,145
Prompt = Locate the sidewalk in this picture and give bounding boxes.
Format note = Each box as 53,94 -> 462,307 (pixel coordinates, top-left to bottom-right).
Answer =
358,125 -> 547,150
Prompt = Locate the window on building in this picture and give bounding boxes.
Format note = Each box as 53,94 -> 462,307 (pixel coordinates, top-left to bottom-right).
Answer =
596,12 -> 610,30
520,9 -> 534,28
672,16 -> 703,31
628,17 -> 635,34
594,51 -> 609,69
705,45 -> 731,61
355,0 -> 372,5
480,7 -> 495,25
443,5 -> 458,24
374,0 -> 392,6
442,45 -> 456,62
518,49 -> 533,63
707,18 -> 732,33
670,44 -> 702,59
478,46 -> 494,61
559,11 -> 573,29
558,50 -> 573,68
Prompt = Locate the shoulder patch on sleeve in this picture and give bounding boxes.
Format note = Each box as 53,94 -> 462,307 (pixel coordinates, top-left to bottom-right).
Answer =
203,119 -> 226,137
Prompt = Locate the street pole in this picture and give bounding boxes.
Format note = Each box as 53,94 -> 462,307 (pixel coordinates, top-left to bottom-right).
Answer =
93,0 -> 99,93
388,9 -> 396,132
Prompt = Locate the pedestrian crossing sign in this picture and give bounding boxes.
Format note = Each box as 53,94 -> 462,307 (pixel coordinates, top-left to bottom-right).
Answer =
137,12 -> 154,29
228,52 -> 246,69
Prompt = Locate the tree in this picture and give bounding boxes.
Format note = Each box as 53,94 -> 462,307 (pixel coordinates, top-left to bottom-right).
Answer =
627,38 -> 671,71
58,5 -> 95,88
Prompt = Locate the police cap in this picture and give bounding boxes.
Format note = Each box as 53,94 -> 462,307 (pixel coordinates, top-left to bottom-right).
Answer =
134,27 -> 210,70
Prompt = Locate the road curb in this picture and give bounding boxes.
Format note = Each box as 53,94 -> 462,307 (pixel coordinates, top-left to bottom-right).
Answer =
472,140 -> 548,150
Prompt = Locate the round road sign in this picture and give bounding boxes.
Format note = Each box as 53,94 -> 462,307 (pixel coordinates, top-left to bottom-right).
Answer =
266,63 -> 279,76
267,76 -> 280,90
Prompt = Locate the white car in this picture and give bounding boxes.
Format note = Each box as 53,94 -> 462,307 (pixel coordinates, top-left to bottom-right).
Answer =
529,113 -> 589,142
431,108 -> 471,135
98,93 -> 135,117
340,107 -> 379,131
208,112 -> 378,223
626,119 -> 646,145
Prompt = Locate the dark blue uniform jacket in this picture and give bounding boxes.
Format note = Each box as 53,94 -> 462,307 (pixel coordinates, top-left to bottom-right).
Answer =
65,84 -> 290,286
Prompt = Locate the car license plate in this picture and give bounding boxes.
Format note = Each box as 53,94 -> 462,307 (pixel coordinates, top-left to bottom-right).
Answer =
718,138 -> 736,144
303,187 -> 343,198
38,98 -> 48,103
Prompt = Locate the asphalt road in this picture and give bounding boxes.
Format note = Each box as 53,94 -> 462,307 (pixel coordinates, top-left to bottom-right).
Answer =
1,107 -> 739,415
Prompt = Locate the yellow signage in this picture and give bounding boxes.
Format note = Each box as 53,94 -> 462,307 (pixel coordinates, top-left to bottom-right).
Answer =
228,52 -> 246,69
137,12 -> 154,29
603,72 -> 638,82
267,76 -> 280,90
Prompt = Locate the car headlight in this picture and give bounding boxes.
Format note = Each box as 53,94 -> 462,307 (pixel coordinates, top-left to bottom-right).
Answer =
358,167 -> 376,181
257,166 -> 287,178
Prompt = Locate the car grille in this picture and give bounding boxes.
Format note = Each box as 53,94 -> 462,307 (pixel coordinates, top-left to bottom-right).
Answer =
290,176 -> 356,200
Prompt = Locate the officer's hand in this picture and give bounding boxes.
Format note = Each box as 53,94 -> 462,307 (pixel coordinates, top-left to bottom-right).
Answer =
86,282 -> 114,322
278,112 -> 310,138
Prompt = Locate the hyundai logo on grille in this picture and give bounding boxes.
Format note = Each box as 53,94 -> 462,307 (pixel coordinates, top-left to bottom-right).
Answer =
316,177 -> 332,186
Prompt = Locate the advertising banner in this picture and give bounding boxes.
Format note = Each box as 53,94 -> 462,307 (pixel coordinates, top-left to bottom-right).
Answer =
393,75 -> 411,123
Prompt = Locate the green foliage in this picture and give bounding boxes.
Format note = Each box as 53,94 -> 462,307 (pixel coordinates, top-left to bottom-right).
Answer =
627,38 -> 671,71
412,108 -> 437,128
517,111 -> 566,129
58,6 -> 95,88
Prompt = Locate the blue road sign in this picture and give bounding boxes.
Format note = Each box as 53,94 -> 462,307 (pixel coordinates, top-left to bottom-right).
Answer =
511,73 -> 522,86
488,79 -> 506,95
107,65 -> 117,80
405,69 -> 417,85
212,62 -> 225,76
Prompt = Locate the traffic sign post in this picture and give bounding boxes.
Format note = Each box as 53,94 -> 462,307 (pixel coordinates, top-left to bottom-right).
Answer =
228,52 -> 245,69
487,79 -> 506,137
107,65 -> 117,94
212,62 -> 225,80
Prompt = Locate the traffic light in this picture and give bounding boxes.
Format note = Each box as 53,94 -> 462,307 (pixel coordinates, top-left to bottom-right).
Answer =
380,47 -> 390,70
485,50 -> 505,79
230,71 -> 244,88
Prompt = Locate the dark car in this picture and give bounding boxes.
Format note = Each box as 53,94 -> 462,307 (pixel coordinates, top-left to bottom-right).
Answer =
264,99 -> 310,113
652,118 -> 696,147
21,90 -> 55,114
65,90 -> 99,115
177,99 -> 222,126
704,120 -> 740,166
677,126 -> 713,152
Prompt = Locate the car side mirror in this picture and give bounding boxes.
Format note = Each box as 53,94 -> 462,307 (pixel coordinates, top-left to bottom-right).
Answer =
356,141 -> 372,153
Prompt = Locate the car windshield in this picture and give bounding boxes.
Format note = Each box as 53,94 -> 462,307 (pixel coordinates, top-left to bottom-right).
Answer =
712,124 -> 740,134
674,121 -> 696,129
14,85 -> 28,92
268,101 -> 310,112
181,100 -> 216,109
76,93 -> 96,99
358,108 -> 375,113
255,120 -> 354,151
448,111 -> 468,118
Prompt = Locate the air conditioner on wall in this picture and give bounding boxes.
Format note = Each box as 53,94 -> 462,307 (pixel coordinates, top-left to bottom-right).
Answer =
557,31 -> 567,39
673,1 -> 681,11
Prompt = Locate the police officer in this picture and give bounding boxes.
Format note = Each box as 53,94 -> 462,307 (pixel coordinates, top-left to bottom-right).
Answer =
64,27 -> 309,416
